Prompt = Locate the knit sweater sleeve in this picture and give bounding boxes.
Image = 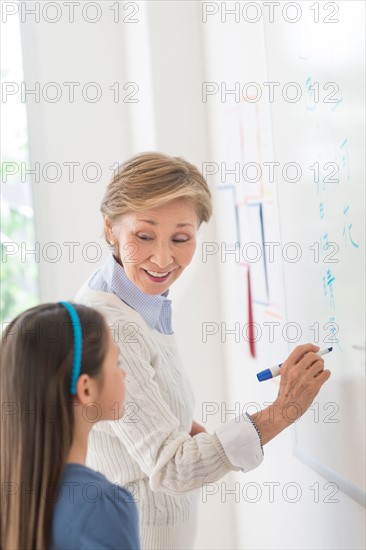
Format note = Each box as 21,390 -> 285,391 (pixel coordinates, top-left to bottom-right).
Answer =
107,317 -> 263,496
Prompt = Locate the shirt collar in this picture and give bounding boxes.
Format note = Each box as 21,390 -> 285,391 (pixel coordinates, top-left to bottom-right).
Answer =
100,252 -> 172,330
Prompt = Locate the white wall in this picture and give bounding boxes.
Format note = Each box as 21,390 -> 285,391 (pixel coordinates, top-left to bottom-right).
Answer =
20,1 -> 132,300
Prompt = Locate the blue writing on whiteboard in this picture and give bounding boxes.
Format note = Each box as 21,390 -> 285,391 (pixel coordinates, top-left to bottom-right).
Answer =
343,205 -> 359,248
305,76 -> 317,114
323,268 -> 336,308
320,202 -> 324,219
340,139 -> 350,182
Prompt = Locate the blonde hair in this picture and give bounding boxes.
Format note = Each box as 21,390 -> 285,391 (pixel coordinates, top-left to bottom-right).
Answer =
100,151 -> 212,246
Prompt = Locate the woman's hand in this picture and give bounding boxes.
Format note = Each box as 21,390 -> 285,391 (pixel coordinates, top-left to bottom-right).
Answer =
190,420 -> 207,437
250,343 -> 331,445
275,343 -> 331,422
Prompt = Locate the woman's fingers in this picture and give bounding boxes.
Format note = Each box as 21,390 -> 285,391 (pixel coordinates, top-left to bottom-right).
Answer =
283,343 -> 320,368
314,368 -> 331,382
299,352 -> 324,372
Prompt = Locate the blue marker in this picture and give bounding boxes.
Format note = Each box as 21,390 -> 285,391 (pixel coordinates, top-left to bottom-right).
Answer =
256,347 -> 333,382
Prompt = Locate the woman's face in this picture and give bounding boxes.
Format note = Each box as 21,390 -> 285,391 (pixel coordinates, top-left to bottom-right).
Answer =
108,199 -> 198,295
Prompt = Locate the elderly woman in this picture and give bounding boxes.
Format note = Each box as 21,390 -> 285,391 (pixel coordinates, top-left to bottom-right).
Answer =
75,152 -> 330,550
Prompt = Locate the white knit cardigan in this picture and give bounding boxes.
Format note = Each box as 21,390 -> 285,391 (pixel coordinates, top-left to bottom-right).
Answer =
75,279 -> 262,549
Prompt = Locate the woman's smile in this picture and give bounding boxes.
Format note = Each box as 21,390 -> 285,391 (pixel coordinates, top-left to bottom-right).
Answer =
142,268 -> 173,284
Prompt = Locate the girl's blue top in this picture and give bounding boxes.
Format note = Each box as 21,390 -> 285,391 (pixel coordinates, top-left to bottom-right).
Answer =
50,463 -> 140,549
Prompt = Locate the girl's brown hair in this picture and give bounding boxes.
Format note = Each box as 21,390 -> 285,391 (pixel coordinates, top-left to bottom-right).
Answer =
0,302 -> 109,550
100,151 -> 212,248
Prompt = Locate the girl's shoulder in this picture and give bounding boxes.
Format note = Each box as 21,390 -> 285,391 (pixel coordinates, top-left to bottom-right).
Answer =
59,463 -> 137,509
51,464 -> 140,550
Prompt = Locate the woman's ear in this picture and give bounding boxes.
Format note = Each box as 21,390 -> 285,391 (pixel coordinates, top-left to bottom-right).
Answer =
104,217 -> 113,242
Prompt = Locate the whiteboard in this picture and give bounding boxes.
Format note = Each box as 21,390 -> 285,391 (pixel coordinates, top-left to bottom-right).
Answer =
202,0 -> 365,507
263,2 -> 365,506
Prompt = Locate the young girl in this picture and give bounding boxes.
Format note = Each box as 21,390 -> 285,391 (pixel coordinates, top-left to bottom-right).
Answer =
0,301 -> 140,550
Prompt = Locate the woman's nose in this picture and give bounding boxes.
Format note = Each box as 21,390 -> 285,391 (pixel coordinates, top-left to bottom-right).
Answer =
150,243 -> 173,268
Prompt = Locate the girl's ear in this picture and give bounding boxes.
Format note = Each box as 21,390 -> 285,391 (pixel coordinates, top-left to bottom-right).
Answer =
75,374 -> 98,405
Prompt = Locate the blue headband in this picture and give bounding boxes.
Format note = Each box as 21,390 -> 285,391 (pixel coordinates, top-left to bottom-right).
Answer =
58,301 -> 83,395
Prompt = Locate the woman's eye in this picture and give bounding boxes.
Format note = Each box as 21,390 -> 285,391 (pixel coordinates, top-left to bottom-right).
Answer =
173,234 -> 191,243
137,235 -> 152,241
136,234 -> 190,243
